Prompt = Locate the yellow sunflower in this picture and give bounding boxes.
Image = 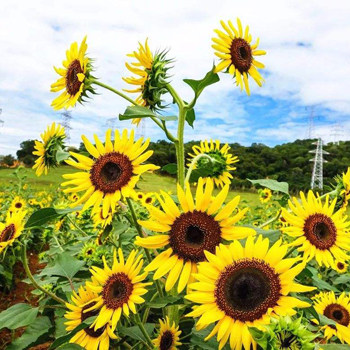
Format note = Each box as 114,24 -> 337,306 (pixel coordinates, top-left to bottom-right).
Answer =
212,19 -> 266,95
313,291 -> 350,344
65,285 -> 117,350
86,249 -> 151,331
185,236 -> 314,350
188,140 -> 239,188
32,122 -> 66,176
0,210 -> 26,253
135,178 -> 255,293
51,36 -> 94,110
153,317 -> 182,350
282,191 -> 350,267
62,129 -> 159,217
340,167 -> 350,209
92,206 -> 114,228
123,39 -> 171,125
334,260 -> 348,274
9,196 -> 26,213
259,188 -> 272,204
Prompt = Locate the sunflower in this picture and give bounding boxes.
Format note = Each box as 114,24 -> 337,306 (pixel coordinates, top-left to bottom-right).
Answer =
135,178 -> 255,293
62,129 -> 159,217
153,317 -> 182,350
188,140 -> 239,188
313,291 -> 350,344
9,196 -> 26,213
212,19 -> 266,95
185,236 -> 313,350
65,285 -> 117,350
33,123 -> 66,176
0,210 -> 26,253
340,167 -> 350,209
86,249 -> 151,331
282,191 -> 350,267
51,36 -> 94,110
259,188 -> 272,204
334,260 -> 348,274
92,206 -> 114,228
123,39 -> 171,125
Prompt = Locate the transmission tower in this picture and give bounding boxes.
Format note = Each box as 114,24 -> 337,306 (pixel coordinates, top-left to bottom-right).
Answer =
307,107 -> 315,139
61,111 -> 72,143
135,119 -> 146,138
330,123 -> 343,145
309,138 -> 329,190
0,108 -> 3,127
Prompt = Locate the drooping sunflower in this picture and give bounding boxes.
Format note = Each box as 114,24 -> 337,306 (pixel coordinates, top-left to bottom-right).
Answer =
259,188 -> 272,204
65,285 -> 117,350
51,36 -> 95,110
313,291 -> 350,344
9,196 -> 26,213
188,140 -> 239,188
185,236 -> 313,350
153,317 -> 182,350
33,122 -> 66,176
334,261 -> 348,274
86,249 -> 151,331
123,39 -> 171,125
282,191 -> 350,267
62,129 -> 159,217
0,210 -> 26,253
212,19 -> 266,95
135,178 -> 255,293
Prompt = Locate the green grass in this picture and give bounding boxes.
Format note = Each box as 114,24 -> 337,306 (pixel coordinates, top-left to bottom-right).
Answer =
0,167 -> 260,206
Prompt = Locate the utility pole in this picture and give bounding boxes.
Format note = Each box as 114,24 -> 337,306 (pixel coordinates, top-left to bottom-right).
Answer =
309,138 -> 329,190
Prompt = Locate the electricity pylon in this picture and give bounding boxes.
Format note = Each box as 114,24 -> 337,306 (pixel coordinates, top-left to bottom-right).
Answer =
61,111 -> 72,143
309,138 -> 329,190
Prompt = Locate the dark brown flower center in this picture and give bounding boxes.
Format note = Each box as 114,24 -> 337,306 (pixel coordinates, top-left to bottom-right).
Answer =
81,302 -> 105,338
169,210 -> 222,262
86,248 -> 93,255
160,330 -> 174,350
324,303 -> 350,326
337,262 -> 345,270
90,152 -> 134,194
0,224 -> 16,243
102,273 -> 133,310
230,38 -> 252,73
66,59 -> 83,96
215,259 -> 281,322
303,214 -> 337,250
145,197 -> 153,204
15,203 -> 22,209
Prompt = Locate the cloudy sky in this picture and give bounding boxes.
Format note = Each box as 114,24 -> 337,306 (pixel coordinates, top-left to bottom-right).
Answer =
1,0 -> 350,155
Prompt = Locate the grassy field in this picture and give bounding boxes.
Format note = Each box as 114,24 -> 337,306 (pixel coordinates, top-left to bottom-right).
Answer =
0,167 -> 260,206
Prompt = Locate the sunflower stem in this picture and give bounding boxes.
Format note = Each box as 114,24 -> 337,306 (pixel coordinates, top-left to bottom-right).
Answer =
166,83 -> 186,187
126,198 -> 165,302
91,79 -> 176,143
184,153 -> 213,189
284,245 -> 298,259
134,313 -> 153,349
67,215 -> 88,237
259,209 -> 282,229
22,243 -> 66,306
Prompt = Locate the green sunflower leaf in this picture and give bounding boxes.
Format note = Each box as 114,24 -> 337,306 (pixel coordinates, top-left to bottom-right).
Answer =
248,179 -> 289,195
183,67 -> 220,102
119,323 -> 155,342
6,316 -> 52,350
146,295 -> 182,308
315,345 -> 350,349
119,105 -> 177,121
185,108 -> 196,127
0,303 -> 39,330
56,147 -> 71,163
162,163 -> 178,175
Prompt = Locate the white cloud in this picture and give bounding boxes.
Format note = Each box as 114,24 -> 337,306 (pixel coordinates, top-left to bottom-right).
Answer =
0,0 -> 350,155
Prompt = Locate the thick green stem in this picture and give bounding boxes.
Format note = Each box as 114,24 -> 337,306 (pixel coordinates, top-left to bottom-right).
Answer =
259,210 -> 282,229
126,198 -> 165,301
22,244 -> 66,305
92,79 -> 176,143
135,314 -> 153,349
184,153 -> 213,188
166,83 -> 186,187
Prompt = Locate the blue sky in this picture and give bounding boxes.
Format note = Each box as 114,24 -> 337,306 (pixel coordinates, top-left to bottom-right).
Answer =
1,0 -> 350,155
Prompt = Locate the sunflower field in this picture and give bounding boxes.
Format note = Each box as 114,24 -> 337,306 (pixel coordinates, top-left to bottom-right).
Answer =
2,18 -> 350,350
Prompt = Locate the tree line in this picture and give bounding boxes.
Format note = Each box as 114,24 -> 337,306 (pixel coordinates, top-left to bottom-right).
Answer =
8,138 -> 350,191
